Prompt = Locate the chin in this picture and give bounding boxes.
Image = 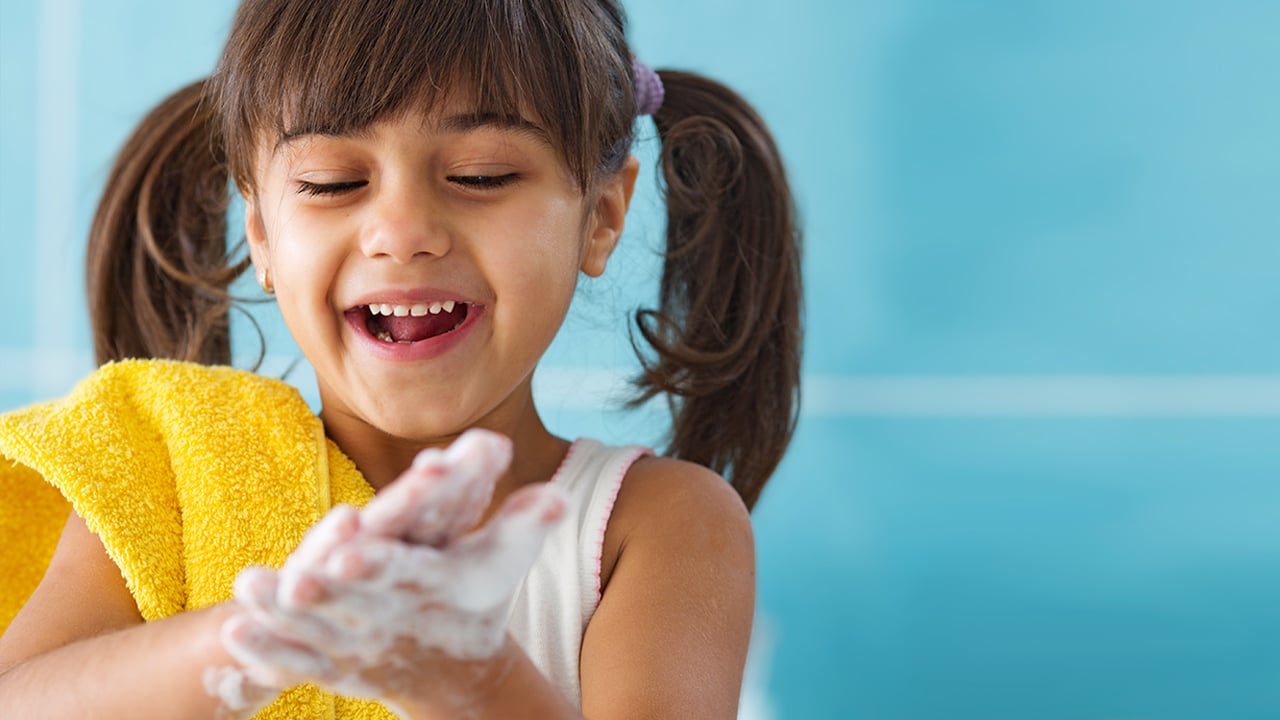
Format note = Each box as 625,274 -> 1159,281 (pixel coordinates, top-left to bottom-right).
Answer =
364,406 -> 474,444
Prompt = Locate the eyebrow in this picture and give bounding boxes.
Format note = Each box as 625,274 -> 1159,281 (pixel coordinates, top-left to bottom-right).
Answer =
276,125 -> 375,150
275,112 -> 552,151
436,112 -> 553,146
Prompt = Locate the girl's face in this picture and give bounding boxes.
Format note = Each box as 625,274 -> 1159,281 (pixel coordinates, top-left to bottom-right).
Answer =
244,101 -> 637,451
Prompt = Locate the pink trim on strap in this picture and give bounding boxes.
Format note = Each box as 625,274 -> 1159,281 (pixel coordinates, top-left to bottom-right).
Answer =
594,446 -> 653,602
548,439 -> 581,486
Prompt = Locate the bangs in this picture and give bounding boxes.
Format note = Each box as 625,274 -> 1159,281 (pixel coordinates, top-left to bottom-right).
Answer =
213,0 -> 632,192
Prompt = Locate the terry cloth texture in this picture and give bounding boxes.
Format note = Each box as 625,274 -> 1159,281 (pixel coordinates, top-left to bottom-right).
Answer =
1,359 -> 386,718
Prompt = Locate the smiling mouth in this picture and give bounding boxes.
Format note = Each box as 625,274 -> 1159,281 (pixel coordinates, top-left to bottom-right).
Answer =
352,301 -> 470,343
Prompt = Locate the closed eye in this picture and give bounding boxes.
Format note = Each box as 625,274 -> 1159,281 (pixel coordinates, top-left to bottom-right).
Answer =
297,180 -> 368,196
447,174 -> 518,190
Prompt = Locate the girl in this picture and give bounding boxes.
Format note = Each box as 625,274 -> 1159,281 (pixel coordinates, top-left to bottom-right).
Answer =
0,0 -> 801,717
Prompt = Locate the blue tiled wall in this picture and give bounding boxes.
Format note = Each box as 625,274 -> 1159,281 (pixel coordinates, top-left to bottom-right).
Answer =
2,2 -> 1278,718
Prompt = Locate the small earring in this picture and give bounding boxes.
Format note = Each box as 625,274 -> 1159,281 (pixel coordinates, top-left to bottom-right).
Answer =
258,268 -> 275,295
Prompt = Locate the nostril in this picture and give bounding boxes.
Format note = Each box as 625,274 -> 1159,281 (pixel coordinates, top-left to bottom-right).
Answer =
361,220 -> 453,262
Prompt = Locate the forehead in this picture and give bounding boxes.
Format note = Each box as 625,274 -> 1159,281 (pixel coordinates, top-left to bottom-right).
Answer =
264,81 -> 554,153
275,111 -> 551,148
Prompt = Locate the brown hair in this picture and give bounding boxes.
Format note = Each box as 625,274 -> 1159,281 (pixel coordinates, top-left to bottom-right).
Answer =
87,79 -> 248,366
637,72 -> 803,509
86,0 -> 802,509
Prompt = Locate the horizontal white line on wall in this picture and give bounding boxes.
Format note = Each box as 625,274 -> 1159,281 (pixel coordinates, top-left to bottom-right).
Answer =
534,368 -> 1280,417
2,352 -> 1279,417
802,374 -> 1280,417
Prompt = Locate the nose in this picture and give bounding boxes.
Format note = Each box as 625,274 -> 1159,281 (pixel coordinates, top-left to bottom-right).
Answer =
359,178 -> 451,262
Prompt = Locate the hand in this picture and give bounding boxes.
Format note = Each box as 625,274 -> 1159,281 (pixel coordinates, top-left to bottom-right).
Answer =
211,430 -> 569,712
261,429 -> 513,613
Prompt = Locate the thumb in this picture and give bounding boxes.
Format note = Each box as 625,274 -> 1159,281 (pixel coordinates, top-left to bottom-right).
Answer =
443,483 -> 570,612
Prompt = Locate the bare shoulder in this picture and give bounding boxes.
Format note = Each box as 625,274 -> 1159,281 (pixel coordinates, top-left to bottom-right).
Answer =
599,455 -> 754,592
621,455 -> 750,516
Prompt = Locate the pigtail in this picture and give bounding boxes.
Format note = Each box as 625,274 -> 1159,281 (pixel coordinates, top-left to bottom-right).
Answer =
86,78 -> 249,366
635,70 -> 803,510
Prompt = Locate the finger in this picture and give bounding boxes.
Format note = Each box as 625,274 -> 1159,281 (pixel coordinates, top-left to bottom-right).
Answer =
400,472 -> 494,548
361,445 -> 492,545
359,448 -> 449,537
278,504 -> 361,606
220,613 -> 334,686
284,504 -> 361,575
322,537 -> 399,583
203,665 -> 278,719
277,569 -> 333,610
232,565 -> 282,615
326,538 -> 450,594
267,540 -> 443,650
234,566 -> 344,645
441,428 -> 513,479
402,429 -> 509,546
362,430 -> 511,547
444,483 -> 569,611
486,481 -> 570,534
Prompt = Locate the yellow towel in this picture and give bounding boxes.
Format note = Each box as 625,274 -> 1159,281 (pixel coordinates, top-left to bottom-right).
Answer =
0,359 -> 398,719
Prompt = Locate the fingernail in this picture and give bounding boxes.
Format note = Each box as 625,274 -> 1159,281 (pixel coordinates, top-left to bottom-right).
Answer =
412,447 -> 446,469
328,542 -> 391,577
447,429 -> 513,470
278,572 -> 319,608
221,613 -> 260,645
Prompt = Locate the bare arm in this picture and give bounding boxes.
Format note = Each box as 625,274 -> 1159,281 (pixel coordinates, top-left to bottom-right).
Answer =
580,457 -> 757,719
0,512 -> 246,718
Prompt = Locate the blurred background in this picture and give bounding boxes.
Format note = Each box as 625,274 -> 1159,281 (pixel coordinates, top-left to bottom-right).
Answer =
2,1 -> 1278,718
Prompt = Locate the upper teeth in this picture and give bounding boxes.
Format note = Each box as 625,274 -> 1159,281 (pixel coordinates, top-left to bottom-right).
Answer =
369,301 -> 457,317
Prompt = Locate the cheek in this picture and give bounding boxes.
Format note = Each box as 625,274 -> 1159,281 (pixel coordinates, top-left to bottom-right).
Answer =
266,213 -> 346,323
477,206 -> 586,345
502,207 -> 586,297
519,193 -> 590,265
279,203 -> 340,263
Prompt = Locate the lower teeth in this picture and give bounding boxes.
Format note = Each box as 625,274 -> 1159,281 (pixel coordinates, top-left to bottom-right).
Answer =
374,330 -> 418,344
370,308 -> 467,344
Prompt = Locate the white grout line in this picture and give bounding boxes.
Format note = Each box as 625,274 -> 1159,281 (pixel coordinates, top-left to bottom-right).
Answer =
33,0 -> 82,400
800,374 -> 1280,417
534,368 -> 1280,417
3,353 -> 1280,418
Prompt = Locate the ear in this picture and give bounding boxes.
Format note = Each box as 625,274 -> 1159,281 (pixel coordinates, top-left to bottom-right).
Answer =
581,155 -> 640,278
244,194 -> 270,279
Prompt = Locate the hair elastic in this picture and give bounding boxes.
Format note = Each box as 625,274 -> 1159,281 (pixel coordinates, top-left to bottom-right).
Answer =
632,59 -> 665,116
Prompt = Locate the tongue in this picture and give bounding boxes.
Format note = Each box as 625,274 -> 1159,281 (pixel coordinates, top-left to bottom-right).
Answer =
381,307 -> 464,343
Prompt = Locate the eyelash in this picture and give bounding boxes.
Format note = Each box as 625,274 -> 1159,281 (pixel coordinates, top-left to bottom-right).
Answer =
295,175 -> 518,196
296,180 -> 367,196
447,174 -> 518,190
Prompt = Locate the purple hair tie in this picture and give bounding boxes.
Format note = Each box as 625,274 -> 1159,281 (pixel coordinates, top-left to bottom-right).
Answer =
632,59 -> 665,116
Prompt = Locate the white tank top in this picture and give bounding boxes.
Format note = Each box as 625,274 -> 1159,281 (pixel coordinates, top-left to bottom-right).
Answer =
506,437 -> 652,707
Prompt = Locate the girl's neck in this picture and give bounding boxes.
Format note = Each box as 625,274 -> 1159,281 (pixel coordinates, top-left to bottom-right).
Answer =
320,399 -> 571,507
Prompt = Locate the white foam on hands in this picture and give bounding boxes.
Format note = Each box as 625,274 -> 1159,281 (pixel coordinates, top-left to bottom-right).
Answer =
206,429 -> 568,713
